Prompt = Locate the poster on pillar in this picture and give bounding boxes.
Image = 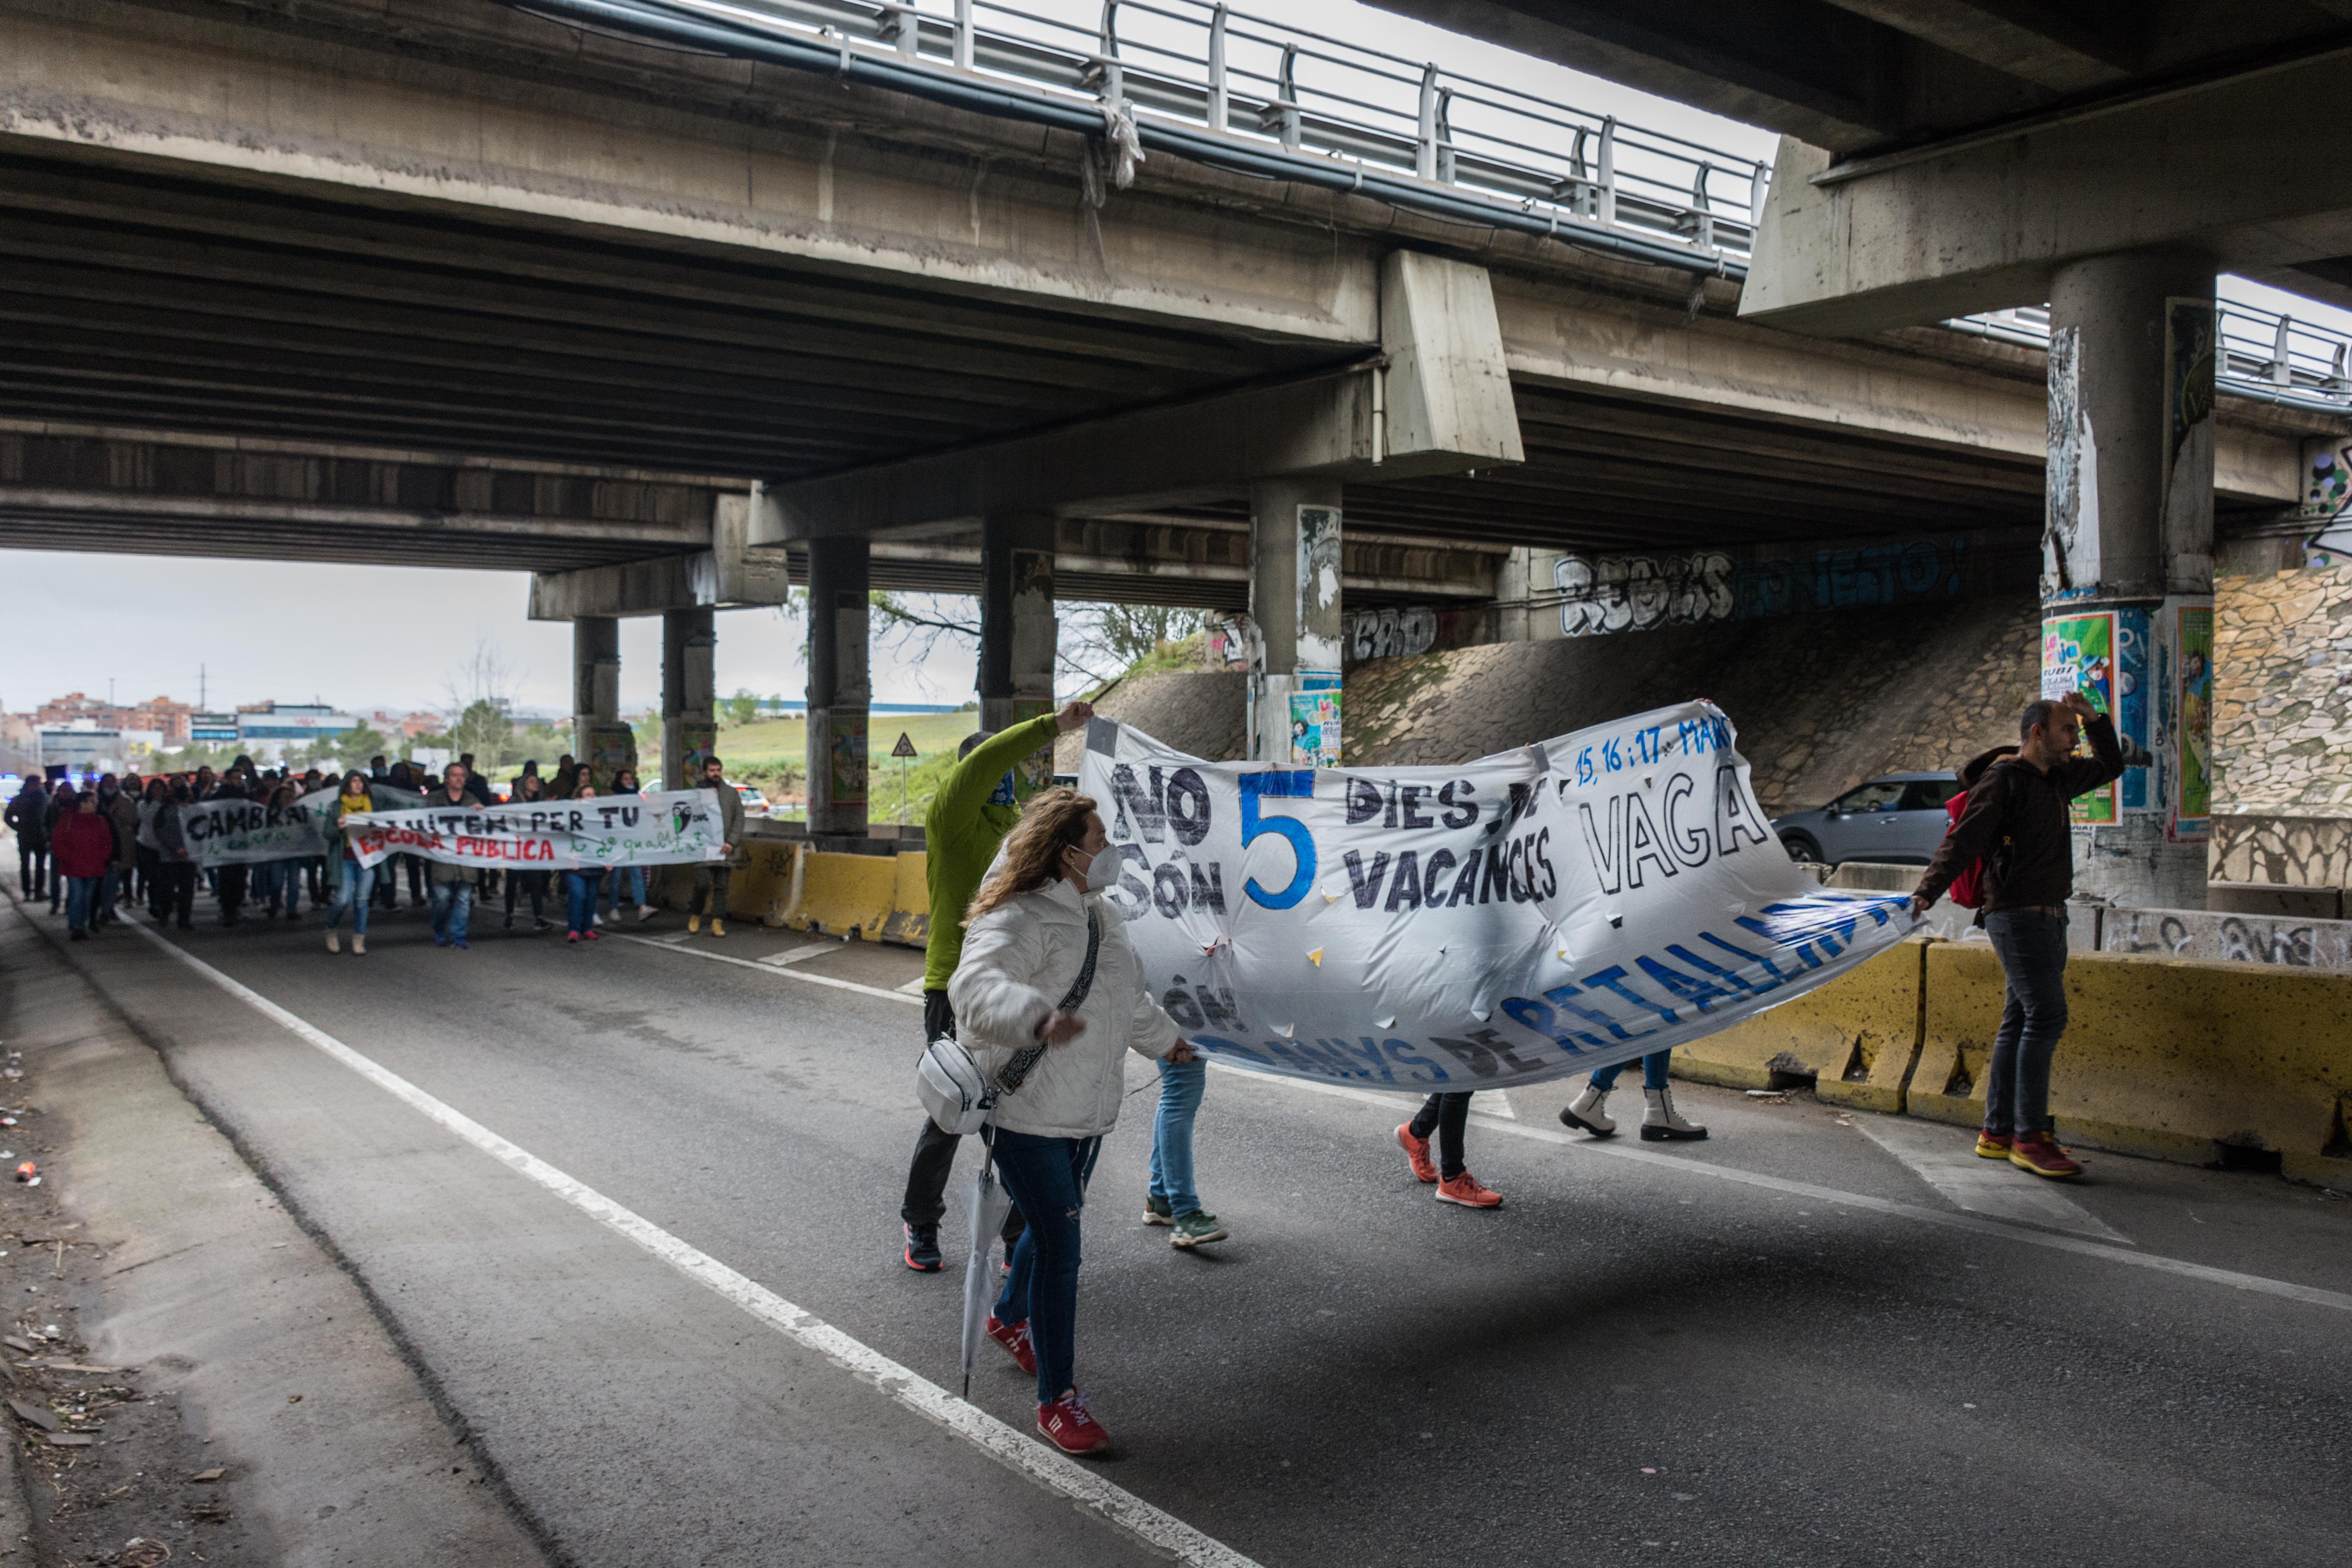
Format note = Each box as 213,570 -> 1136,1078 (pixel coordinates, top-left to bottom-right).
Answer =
586,723 -> 636,790
2174,603 -> 2214,838
1079,702 -> 1917,1094
828,712 -> 869,809
678,722 -> 717,779
1289,674 -> 1342,768
2042,607 -> 2150,823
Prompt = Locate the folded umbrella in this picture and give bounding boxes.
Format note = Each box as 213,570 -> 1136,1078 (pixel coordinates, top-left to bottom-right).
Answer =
959,1141 -> 1014,1399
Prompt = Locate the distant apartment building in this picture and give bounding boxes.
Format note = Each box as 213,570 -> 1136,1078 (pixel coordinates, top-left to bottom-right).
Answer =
233,702 -> 363,759
32,691 -> 194,745
35,719 -> 165,777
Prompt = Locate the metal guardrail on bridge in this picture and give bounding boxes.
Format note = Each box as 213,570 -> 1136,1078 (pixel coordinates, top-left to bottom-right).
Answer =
530,0 -> 2352,412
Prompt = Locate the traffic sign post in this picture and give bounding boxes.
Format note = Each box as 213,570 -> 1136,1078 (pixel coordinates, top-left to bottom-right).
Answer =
891,731 -> 917,824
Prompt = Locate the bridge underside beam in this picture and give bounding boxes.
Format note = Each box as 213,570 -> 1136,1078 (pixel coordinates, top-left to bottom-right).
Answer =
0,427 -> 719,571
1743,53 -> 2352,336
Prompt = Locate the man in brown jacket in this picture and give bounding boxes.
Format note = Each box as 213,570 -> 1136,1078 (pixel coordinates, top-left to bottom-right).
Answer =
1909,690 -> 2121,1179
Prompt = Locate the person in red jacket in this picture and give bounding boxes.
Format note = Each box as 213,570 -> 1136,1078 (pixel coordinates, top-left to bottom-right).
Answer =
49,788 -> 118,942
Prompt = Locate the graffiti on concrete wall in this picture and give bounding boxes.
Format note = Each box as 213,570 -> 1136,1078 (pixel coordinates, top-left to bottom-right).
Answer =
1347,605 -> 1439,659
1554,537 -> 1969,637
2101,908 -> 2352,970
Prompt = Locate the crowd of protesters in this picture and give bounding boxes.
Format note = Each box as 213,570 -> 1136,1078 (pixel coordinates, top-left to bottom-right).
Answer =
5,749 -> 744,951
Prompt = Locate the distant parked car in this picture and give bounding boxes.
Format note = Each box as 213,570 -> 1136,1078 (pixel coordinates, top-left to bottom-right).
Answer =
1771,771 -> 1964,867
735,783 -> 770,820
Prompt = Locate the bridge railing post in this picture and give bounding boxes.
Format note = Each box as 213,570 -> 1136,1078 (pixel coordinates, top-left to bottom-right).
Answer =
1207,4 -> 1228,133
953,0 -> 971,69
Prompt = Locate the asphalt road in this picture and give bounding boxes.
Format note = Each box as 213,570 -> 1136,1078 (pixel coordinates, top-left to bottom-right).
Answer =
36,895 -> 2352,1567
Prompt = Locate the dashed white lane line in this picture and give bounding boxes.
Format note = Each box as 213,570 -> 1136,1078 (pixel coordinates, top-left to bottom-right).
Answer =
616,933 -> 923,1004
1851,1114 -> 2134,1245
1208,1063 -> 2352,1314
123,919 -> 1259,1568
757,943 -> 843,967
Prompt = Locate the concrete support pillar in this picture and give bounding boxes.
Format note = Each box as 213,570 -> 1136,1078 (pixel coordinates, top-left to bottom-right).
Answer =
1493,547 -> 1535,644
661,606 -> 717,792
2043,250 -> 2216,909
804,536 -> 871,838
1247,477 -> 1344,766
570,615 -> 627,784
978,510 -> 1059,793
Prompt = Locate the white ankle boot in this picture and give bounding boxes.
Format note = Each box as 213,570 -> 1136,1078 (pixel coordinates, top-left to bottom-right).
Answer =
1641,1086 -> 1707,1142
1559,1084 -> 1617,1137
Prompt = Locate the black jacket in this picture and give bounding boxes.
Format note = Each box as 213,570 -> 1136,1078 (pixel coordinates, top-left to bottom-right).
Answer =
1914,713 -> 2123,917
4,786 -> 49,848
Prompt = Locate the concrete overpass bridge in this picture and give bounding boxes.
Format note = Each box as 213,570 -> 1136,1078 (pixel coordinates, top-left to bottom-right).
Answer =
1,0 -> 2342,870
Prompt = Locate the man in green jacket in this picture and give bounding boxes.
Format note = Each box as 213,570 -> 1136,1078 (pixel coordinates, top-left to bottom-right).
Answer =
900,699 -> 1091,1272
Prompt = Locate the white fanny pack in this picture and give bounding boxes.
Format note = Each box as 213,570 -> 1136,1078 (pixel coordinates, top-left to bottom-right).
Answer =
917,909 -> 1099,1135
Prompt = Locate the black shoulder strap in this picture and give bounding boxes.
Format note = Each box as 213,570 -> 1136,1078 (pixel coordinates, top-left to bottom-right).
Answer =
991,910 -> 1102,1101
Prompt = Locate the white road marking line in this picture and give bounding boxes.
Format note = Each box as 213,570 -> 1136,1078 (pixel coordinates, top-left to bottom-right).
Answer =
615,933 -> 922,1005
897,976 -> 930,995
1206,1062 -> 2352,1314
652,932 -> 695,945
757,944 -> 840,967
120,918 -> 1259,1568
1485,1091 -> 1517,1119
1852,1115 -> 2133,1245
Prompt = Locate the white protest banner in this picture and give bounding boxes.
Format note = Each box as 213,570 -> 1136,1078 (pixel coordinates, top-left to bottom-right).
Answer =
341,789 -> 726,872
1077,701 -> 1917,1093
176,784 -> 429,868
178,788 -> 338,868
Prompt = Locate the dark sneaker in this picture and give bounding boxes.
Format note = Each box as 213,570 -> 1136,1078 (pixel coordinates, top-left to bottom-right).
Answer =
1975,1129 -> 2015,1159
1169,1210 -> 1228,1248
2009,1131 -> 2083,1179
1396,1123 -> 1438,1183
1142,1192 -> 1173,1226
1037,1389 -> 1110,1456
903,1223 -> 943,1272
985,1313 -> 1037,1376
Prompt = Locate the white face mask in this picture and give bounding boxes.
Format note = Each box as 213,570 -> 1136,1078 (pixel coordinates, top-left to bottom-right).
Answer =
1071,844 -> 1120,894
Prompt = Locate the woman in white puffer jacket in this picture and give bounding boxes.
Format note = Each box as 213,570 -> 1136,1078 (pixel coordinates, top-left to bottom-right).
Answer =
949,787 -> 1191,1457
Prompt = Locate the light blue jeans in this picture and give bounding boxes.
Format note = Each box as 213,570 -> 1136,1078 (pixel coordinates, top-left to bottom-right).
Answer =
1589,1050 -> 1671,1093
327,860 -> 373,935
601,864 -> 644,913
1146,1056 -> 1208,1217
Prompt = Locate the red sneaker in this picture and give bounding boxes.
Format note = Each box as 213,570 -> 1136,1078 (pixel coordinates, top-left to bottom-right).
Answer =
1036,1389 -> 1110,1456
2008,1131 -> 2083,1180
1435,1170 -> 1503,1209
1975,1129 -> 2015,1159
985,1313 -> 1036,1375
1396,1123 -> 1437,1183
582,929 -> 601,942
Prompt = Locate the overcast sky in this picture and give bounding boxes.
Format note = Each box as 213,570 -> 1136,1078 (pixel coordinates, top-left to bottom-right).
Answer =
5,0 -> 2343,721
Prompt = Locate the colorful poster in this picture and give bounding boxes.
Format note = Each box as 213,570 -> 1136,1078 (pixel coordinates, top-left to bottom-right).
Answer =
2043,611 -> 2118,823
1288,688 -> 1342,769
586,722 -> 637,791
828,712 -> 868,809
2176,604 -> 2214,833
679,721 -> 717,780
1078,702 -> 1913,1093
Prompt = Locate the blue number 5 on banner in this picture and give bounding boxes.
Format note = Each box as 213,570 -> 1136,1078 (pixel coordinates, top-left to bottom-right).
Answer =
1240,771 -> 1317,909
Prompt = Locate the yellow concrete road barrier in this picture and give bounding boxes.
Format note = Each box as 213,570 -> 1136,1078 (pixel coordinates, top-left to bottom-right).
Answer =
782,851 -> 900,941
1909,942 -> 2352,1185
1669,938 -> 1928,1114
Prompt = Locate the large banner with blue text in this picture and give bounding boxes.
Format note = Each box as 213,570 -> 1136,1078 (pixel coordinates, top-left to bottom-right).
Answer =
340,789 -> 726,872
1077,702 -> 1916,1093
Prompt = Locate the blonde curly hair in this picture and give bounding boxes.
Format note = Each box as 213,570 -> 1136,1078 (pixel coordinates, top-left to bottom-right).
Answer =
964,787 -> 1100,924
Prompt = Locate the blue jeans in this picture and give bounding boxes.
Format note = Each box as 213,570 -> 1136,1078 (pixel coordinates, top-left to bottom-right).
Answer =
64,877 -> 100,933
991,1130 -> 1102,1405
565,871 -> 604,935
1983,908 -> 2071,1137
1589,1050 -> 1671,1093
1147,1056 -> 1207,1217
601,865 -> 644,913
428,883 -> 473,945
328,861 -> 373,934
261,860 -> 302,914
